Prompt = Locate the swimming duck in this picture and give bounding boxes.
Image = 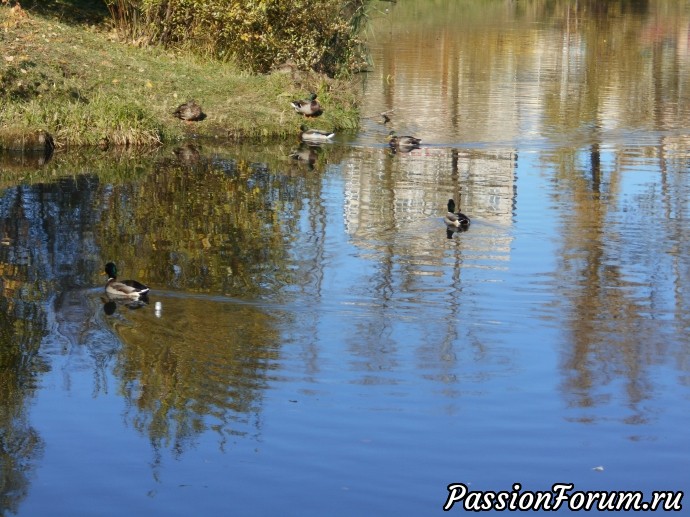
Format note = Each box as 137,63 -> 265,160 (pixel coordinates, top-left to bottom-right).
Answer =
299,124 -> 335,143
387,131 -> 421,150
291,93 -> 323,117
172,100 -> 205,122
380,110 -> 393,124
444,199 -> 471,230
104,262 -> 150,299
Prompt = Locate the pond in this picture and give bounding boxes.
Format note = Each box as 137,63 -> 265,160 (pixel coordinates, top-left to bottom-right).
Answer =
2,1 -> 689,515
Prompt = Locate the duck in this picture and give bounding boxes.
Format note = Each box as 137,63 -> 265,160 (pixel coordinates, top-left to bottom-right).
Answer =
387,131 -> 421,150
380,110 -> 394,124
291,93 -> 323,117
299,124 -> 335,143
104,262 -> 150,299
444,199 -> 471,230
172,100 -> 206,122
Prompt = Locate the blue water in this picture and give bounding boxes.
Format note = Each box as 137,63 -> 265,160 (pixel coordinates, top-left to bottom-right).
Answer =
12,149 -> 687,515
4,1 -> 690,515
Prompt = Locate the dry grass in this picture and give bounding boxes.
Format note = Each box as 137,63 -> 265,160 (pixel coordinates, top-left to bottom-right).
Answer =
0,4 -> 360,148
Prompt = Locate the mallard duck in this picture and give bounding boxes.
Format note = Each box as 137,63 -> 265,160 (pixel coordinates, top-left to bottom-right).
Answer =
291,93 -> 323,117
299,124 -> 334,143
172,100 -> 206,122
387,131 -> 421,149
104,262 -> 150,299
444,199 -> 471,230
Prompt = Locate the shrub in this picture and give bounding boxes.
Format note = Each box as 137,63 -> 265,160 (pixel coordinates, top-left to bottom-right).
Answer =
105,0 -> 369,77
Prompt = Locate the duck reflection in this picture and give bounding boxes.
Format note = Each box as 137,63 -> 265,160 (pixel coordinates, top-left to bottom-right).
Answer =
387,131 -> 421,154
102,295 -> 149,316
289,143 -> 321,170
173,143 -> 201,165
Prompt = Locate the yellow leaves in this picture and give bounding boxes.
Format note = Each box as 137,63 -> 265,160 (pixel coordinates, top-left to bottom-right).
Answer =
9,3 -> 27,19
145,80 -> 153,88
1,2 -> 28,30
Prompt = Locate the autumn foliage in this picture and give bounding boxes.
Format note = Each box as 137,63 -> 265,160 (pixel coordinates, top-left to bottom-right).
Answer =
106,0 -> 369,76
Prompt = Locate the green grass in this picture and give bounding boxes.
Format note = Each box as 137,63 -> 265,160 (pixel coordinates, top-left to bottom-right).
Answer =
0,4 -> 360,148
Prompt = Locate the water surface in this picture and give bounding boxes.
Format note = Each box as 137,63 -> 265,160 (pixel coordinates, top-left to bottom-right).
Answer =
1,1 -> 689,515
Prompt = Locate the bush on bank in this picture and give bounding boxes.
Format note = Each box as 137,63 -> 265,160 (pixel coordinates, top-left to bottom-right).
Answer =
0,1 -> 365,149
107,0 -> 369,77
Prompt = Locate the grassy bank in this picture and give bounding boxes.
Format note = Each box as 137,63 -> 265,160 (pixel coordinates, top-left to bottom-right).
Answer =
0,3 -> 360,150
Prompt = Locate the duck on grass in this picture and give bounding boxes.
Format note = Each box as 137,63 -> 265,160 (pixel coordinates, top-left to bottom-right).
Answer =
173,100 -> 206,123
291,93 -> 323,118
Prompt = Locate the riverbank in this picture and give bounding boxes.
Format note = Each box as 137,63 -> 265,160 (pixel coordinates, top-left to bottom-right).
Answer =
0,4 -> 360,150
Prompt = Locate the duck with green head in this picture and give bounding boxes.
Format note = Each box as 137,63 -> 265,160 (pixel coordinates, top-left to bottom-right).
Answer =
291,93 -> 323,117
104,262 -> 150,299
444,199 -> 471,230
